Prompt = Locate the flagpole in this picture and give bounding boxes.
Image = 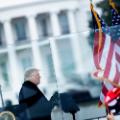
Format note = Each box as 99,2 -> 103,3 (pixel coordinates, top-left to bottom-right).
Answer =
109,0 -> 118,13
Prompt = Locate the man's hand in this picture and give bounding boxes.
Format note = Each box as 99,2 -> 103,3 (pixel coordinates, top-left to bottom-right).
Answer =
50,91 -> 59,107
97,76 -> 106,81
91,70 -> 106,81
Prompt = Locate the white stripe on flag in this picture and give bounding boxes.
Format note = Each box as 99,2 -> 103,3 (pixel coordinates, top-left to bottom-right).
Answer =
100,35 -> 111,69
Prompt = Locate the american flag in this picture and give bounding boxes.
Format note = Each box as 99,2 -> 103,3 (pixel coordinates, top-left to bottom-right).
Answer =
99,2 -> 120,106
90,3 -> 110,71
91,2 -> 120,106
110,4 -> 120,70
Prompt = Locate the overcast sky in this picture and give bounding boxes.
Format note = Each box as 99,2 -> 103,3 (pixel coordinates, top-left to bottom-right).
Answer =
0,0 -> 41,8
0,0 -> 103,9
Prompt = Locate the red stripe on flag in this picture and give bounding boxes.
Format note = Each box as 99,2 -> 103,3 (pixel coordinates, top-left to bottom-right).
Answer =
113,66 -> 120,84
115,52 -> 120,63
103,42 -> 114,78
101,83 -> 109,96
116,40 -> 120,46
99,40 -> 115,105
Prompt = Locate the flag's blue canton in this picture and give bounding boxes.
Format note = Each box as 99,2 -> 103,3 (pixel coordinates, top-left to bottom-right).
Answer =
92,13 -> 108,33
100,17 -> 109,33
110,8 -> 120,41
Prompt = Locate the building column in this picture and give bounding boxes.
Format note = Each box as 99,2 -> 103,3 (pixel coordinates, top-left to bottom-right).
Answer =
4,20 -> 21,101
50,11 -> 66,91
27,15 -> 47,85
50,11 -> 61,37
67,9 -> 84,74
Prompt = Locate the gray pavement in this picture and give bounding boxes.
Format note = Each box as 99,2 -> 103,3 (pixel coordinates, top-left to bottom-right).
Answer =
51,101 -> 106,120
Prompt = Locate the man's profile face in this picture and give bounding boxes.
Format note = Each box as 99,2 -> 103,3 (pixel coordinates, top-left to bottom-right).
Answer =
31,70 -> 41,85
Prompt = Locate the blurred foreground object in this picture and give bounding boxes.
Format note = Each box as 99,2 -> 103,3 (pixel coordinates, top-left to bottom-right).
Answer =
107,112 -> 115,120
0,111 -> 16,120
105,88 -> 120,114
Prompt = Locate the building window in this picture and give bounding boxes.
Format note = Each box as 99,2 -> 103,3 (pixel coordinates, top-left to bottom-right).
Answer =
0,62 -> 9,87
41,18 -> 48,37
46,54 -> 56,82
37,14 -> 51,39
57,38 -> 75,75
59,11 -> 70,34
21,57 -> 33,71
47,54 -> 54,76
0,27 -> 3,45
12,17 -> 27,41
0,24 -> 5,46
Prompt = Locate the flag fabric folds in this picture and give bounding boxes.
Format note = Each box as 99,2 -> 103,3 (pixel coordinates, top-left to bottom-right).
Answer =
110,1 -> 120,71
100,1 -> 120,106
90,3 -> 109,70
105,88 -> 120,114
91,1 -> 120,106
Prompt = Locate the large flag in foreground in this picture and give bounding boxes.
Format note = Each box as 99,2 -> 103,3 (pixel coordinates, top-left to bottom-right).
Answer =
110,1 -> 120,72
91,1 -> 120,106
99,0 -> 120,106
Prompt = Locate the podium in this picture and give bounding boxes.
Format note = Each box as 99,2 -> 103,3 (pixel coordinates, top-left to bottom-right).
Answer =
60,92 -> 80,120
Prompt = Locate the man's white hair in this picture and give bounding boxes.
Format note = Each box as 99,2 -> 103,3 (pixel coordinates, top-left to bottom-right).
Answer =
24,68 -> 39,81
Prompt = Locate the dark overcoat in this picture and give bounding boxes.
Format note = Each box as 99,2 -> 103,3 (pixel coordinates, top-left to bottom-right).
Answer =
19,81 -> 53,120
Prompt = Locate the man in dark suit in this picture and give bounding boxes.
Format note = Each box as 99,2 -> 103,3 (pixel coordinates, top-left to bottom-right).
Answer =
18,68 -> 57,120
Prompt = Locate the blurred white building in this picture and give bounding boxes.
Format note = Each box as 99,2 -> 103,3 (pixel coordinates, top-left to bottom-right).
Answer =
0,0 -> 98,105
